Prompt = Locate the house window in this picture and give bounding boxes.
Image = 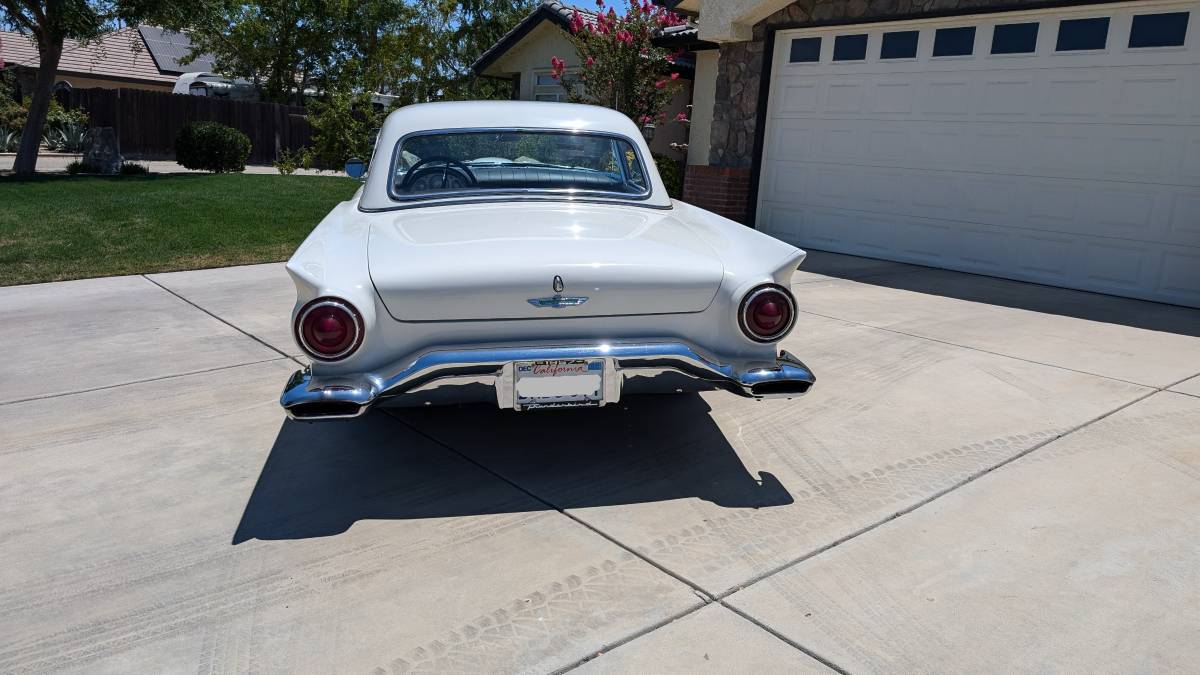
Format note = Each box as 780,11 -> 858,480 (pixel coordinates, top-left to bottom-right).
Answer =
789,37 -> 822,63
1129,12 -> 1189,48
533,70 -> 577,102
1056,17 -> 1109,51
991,22 -> 1039,54
880,30 -> 919,59
833,34 -> 868,61
933,26 -> 976,57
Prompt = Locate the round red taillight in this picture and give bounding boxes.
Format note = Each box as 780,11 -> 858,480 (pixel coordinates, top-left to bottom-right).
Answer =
295,298 -> 363,361
739,285 -> 796,343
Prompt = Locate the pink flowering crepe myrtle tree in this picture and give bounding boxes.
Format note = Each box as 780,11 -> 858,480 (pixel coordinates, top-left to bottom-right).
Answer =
551,0 -> 689,130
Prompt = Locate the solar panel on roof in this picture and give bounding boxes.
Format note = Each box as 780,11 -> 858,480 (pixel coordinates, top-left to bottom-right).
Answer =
137,26 -> 214,74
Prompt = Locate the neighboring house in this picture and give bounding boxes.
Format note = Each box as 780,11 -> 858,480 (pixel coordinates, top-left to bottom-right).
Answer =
0,26 -> 212,94
672,0 -> 1199,308
471,0 -> 715,162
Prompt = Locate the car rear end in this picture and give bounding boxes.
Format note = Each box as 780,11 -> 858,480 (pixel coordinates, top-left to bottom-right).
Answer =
279,103 -> 814,420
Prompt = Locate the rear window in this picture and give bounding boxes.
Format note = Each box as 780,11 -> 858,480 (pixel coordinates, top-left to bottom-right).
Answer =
390,130 -> 650,202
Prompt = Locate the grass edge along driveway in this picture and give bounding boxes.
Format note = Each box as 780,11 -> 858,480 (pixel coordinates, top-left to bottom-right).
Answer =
0,173 -> 360,286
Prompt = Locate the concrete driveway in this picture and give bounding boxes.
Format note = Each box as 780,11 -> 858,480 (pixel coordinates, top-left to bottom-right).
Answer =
3,252 -> 1198,673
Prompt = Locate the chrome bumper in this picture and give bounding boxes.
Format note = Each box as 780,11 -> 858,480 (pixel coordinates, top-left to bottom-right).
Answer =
280,342 -> 815,420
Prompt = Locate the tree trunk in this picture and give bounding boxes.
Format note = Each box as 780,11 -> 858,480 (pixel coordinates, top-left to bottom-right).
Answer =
14,35 -> 64,176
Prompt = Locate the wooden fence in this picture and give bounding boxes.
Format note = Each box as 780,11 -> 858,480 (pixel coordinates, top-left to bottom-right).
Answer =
55,87 -> 312,165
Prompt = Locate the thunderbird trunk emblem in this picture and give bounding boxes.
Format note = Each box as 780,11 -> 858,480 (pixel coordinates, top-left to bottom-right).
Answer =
528,275 -> 589,308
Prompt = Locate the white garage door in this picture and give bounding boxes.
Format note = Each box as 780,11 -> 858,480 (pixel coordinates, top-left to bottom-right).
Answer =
758,0 -> 1200,307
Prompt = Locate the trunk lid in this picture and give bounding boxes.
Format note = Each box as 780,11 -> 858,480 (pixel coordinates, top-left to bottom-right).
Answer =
368,202 -> 724,321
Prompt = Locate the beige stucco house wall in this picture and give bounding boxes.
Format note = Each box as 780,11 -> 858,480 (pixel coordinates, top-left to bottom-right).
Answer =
487,22 -> 576,101
685,49 -> 717,167
479,21 -> 693,162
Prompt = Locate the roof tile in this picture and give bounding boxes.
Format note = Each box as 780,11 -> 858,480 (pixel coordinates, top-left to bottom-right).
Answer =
0,27 -> 176,84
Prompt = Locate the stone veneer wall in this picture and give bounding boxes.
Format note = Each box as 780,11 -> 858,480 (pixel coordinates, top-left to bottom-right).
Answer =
693,0 -> 1107,222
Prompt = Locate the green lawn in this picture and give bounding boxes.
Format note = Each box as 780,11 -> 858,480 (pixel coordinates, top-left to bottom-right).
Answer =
0,173 -> 360,286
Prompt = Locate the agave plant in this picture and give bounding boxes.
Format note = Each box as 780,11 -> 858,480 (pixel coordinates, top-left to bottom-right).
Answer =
0,127 -> 20,153
43,122 -> 89,153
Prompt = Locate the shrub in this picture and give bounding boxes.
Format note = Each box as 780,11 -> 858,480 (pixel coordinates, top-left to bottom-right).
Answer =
303,91 -> 383,170
0,72 -> 25,131
120,162 -> 150,175
653,153 -> 683,199
1,127 -> 20,153
175,122 -> 251,173
43,100 -> 88,134
43,122 -> 88,153
274,148 -> 302,175
66,160 -> 99,174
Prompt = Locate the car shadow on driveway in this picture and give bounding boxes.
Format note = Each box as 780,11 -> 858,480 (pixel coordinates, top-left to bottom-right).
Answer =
233,394 -> 792,543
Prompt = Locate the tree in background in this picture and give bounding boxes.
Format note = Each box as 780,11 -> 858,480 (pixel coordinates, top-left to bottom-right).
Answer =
184,0 -> 534,107
422,0 -> 535,101
0,0 -> 217,175
186,0 -> 534,168
551,0 -> 686,128
183,0 -> 427,106
302,90 -> 384,169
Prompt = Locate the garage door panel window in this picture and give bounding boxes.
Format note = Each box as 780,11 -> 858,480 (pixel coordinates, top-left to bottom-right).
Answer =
1128,12 -> 1190,48
1056,17 -> 1110,51
881,30 -> 920,59
790,37 -> 822,63
991,22 -> 1040,55
933,26 -> 977,57
833,34 -> 869,61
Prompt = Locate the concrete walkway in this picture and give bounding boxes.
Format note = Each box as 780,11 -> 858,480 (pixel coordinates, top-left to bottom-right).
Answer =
2,252 -> 1198,673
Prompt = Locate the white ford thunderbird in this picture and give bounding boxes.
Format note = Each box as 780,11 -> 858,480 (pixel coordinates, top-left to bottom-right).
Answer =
280,101 -> 814,419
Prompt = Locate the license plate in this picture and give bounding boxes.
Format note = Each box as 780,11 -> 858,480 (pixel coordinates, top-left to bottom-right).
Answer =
514,359 -> 604,409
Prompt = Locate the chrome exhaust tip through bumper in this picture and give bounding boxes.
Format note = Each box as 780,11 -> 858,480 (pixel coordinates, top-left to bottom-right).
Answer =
280,343 -> 815,421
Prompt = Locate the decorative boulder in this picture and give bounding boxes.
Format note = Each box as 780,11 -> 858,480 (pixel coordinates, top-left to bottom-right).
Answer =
83,127 -> 122,175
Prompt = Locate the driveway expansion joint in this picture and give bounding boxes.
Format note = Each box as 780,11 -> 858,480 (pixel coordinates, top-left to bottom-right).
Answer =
717,601 -> 849,674
384,381 -> 1167,672
142,274 -> 303,366
379,410 -> 781,672
796,307 -> 1164,390
550,602 -> 707,674
1167,371 -> 1200,399
0,357 -> 288,407
380,408 -> 714,598
710,387 -> 1161,607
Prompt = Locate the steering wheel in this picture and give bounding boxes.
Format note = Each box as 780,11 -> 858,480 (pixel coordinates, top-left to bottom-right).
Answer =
400,156 -> 476,191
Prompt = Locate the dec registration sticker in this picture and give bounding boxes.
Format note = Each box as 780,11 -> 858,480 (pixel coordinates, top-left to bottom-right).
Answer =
514,359 -> 604,409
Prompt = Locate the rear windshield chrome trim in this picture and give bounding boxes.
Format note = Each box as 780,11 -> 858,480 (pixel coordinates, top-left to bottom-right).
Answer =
384,127 -> 654,205
360,195 -> 675,213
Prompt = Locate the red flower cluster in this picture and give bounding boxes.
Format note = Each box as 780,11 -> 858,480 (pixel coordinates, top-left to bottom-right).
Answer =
551,0 -> 688,129
570,0 -> 686,37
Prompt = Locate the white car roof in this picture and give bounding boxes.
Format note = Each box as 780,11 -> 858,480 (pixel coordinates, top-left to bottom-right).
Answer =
358,101 -> 671,211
